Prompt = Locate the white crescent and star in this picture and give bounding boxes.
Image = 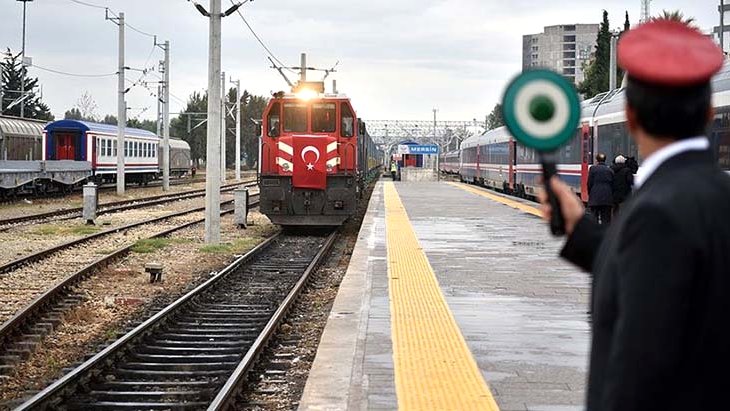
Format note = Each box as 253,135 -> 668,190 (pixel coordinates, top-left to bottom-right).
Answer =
301,146 -> 320,171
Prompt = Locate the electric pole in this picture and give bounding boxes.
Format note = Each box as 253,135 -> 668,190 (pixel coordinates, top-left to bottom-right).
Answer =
159,40 -> 171,191
18,0 -> 33,118
204,0 -> 222,244
232,78 -> 241,181
191,0 -> 245,244
609,33 -> 618,90
221,71 -> 227,184
722,0 -> 726,54
110,11 -> 126,195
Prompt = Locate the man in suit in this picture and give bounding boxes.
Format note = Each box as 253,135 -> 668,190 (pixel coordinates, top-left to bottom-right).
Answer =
587,153 -> 614,224
540,20 -> 730,410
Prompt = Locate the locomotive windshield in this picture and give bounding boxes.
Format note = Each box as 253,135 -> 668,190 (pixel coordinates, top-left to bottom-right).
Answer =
312,103 -> 336,133
284,103 -> 307,133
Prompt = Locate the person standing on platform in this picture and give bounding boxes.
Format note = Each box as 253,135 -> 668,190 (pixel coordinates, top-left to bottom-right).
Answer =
587,153 -> 614,224
390,160 -> 398,181
611,155 -> 634,214
539,20 -> 730,411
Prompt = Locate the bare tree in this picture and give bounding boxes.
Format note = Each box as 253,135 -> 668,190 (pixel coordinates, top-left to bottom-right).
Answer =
75,91 -> 99,122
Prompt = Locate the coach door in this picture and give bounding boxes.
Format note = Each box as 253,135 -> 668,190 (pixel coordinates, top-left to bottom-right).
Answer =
57,133 -> 76,160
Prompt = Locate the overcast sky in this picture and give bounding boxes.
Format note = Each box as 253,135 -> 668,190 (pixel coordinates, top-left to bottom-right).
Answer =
0,0 -> 719,122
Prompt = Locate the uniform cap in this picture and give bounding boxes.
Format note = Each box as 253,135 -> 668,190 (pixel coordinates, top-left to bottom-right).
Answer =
618,20 -> 724,86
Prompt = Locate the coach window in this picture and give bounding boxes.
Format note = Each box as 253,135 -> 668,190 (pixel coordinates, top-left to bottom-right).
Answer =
341,103 -> 354,137
267,102 -> 281,137
312,103 -> 336,133
283,103 -> 307,133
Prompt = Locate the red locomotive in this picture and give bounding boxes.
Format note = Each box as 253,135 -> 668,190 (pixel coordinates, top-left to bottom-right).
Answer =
259,82 -> 382,226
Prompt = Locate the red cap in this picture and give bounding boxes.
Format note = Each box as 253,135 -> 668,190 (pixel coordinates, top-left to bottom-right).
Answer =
618,20 -> 724,86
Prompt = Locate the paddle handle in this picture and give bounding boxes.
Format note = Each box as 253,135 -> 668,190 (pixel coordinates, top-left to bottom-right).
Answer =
541,161 -> 566,237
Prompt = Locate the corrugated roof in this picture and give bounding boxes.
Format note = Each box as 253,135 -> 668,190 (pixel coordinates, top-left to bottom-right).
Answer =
0,116 -> 46,140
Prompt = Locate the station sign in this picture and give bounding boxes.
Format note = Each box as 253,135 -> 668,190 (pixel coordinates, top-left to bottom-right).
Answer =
397,144 -> 439,155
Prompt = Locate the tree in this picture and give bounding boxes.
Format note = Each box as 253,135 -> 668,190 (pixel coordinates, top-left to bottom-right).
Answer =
102,114 -> 117,125
653,10 -> 697,28
238,90 -> 268,169
1,48 -> 53,120
170,91 -> 208,166
486,103 -> 504,130
127,118 -> 157,133
64,92 -> 100,122
64,108 -> 83,120
578,10 -> 611,98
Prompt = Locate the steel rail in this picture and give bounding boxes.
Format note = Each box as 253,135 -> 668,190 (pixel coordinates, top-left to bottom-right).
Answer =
208,231 -> 337,410
14,230 -> 281,411
0,183 -> 256,274
0,194 -> 261,361
14,229 -> 336,410
0,180 -> 253,227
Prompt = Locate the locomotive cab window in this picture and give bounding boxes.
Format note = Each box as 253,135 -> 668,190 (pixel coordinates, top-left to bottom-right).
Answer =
267,102 -> 281,137
312,103 -> 336,133
341,103 -> 354,137
283,103 -> 307,133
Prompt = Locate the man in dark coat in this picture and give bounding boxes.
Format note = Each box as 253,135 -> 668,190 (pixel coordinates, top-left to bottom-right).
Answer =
611,155 -> 634,213
540,20 -> 730,410
587,153 -> 613,224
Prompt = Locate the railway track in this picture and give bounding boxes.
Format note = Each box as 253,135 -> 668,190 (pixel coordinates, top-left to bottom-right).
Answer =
0,177 -> 208,206
0,180 -> 255,230
0,182 -> 257,275
0,194 -> 262,381
13,230 -> 336,410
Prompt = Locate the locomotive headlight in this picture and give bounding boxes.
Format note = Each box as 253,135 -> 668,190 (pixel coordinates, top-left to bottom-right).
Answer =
296,88 -> 318,101
326,163 -> 333,172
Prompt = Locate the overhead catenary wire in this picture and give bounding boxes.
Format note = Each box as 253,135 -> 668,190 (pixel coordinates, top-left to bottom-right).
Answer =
33,64 -> 117,78
225,0 -> 295,73
67,0 -> 156,38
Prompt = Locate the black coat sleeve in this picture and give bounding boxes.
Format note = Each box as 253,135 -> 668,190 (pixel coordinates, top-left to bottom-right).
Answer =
560,214 -> 605,272
602,204 -> 696,409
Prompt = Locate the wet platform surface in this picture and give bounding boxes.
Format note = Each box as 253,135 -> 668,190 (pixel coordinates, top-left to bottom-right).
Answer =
300,181 -> 591,411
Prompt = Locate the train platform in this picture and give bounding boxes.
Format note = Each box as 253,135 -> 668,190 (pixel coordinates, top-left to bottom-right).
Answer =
299,180 -> 591,411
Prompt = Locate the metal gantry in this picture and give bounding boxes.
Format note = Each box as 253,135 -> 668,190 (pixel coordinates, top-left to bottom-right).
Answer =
364,119 -> 487,153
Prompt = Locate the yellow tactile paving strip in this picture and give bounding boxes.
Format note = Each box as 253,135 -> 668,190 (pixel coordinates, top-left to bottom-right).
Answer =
448,182 -> 542,217
384,182 -> 500,411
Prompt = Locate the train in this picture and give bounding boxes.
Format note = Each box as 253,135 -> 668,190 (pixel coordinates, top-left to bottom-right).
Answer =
0,116 -> 191,197
442,66 -> 730,201
259,84 -> 383,226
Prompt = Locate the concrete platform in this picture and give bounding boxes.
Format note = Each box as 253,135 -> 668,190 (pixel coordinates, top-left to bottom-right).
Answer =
299,181 -> 590,411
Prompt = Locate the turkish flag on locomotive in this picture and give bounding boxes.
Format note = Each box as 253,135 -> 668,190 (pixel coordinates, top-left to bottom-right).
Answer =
292,136 -> 332,190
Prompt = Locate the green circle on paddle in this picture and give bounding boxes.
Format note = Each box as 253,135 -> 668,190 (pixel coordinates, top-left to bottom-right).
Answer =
502,69 -> 581,152
529,95 -> 555,123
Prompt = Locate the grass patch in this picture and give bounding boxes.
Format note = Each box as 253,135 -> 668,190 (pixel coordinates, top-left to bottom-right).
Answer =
199,238 -> 260,255
131,238 -> 172,254
199,244 -> 233,254
32,225 -> 62,235
69,225 -> 101,235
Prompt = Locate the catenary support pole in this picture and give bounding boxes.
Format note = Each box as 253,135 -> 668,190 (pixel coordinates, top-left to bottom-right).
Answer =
205,0 -> 222,244
609,34 -> 617,91
116,12 -> 126,195
234,79 -> 241,181
162,40 -> 171,191
221,71 -> 227,184
722,0 -> 726,54
20,0 -> 28,118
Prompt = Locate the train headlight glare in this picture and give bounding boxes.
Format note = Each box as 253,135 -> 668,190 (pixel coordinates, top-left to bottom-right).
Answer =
295,88 -> 318,101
